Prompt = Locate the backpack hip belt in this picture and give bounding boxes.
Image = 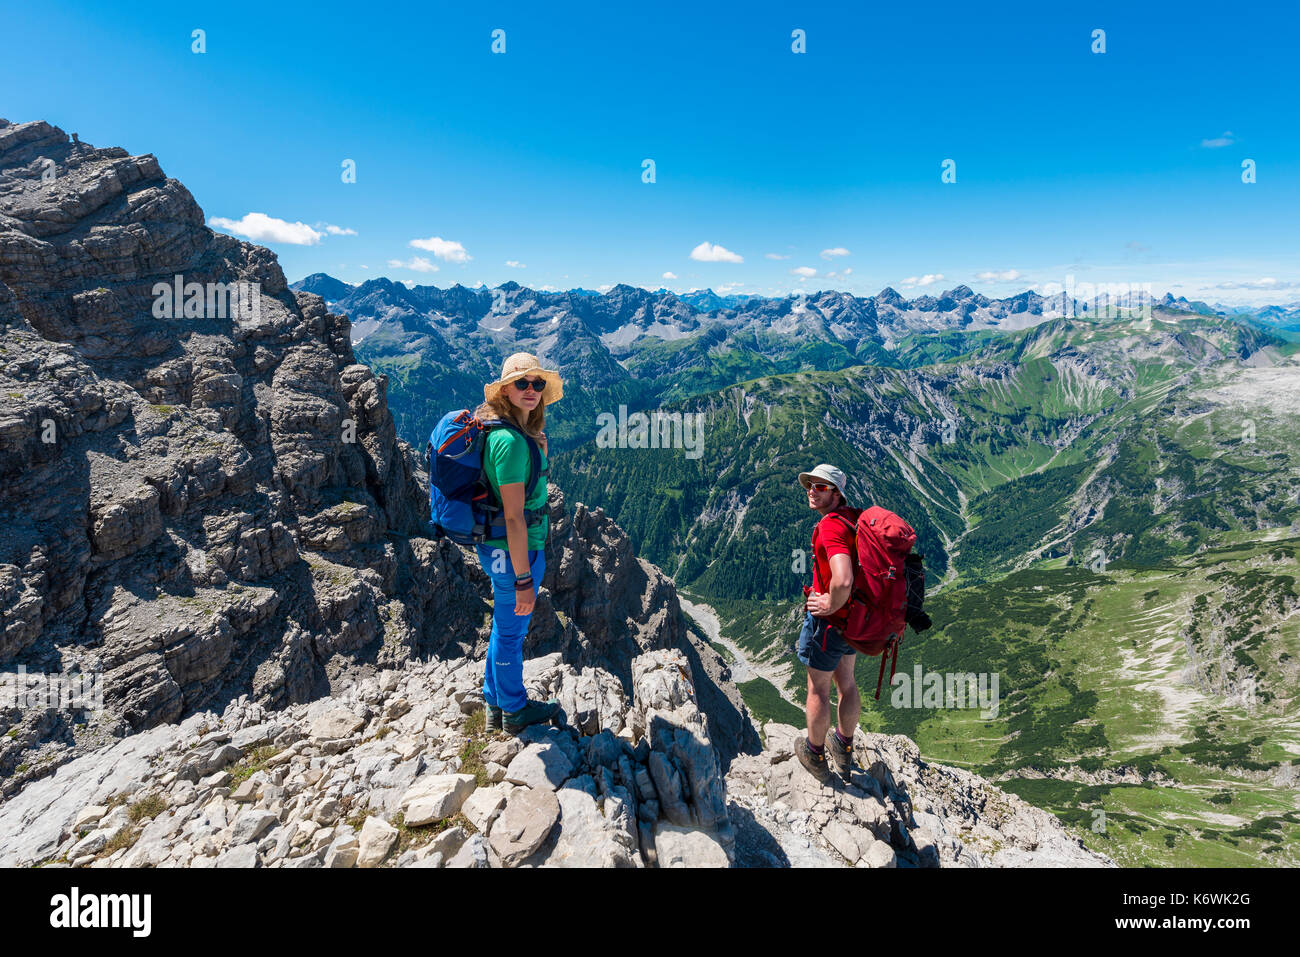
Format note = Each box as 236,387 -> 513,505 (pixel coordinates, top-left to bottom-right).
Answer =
482,505 -> 547,541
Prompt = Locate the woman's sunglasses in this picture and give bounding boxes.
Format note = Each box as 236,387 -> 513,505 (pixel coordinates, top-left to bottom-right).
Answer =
512,378 -> 547,393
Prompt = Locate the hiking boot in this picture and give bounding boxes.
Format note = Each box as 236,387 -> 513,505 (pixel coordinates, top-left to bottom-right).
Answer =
796,736 -> 833,786
503,698 -> 561,734
827,730 -> 854,780
483,703 -> 503,734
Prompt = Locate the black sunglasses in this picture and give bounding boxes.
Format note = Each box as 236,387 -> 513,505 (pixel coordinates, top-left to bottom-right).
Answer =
512,377 -> 547,393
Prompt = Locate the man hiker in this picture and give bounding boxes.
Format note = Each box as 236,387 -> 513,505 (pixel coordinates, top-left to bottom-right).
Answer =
795,464 -> 861,785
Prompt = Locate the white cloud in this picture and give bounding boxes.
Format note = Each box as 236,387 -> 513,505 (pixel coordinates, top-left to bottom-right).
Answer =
902,273 -> 945,288
209,212 -> 324,245
387,256 -> 439,273
765,252 -> 790,260
716,282 -> 744,294
321,224 -> 357,236
409,236 -> 471,262
820,247 -> 850,260
1214,278 -> 1300,290
975,269 -> 1022,282
1201,131 -> 1235,148
690,241 -> 744,263
662,271 -> 678,280
505,260 -> 525,268
791,266 -> 817,278
826,268 -> 853,281
597,284 -> 614,292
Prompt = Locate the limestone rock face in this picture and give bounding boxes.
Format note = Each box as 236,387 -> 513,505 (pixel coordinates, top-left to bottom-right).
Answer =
399,774 -> 475,826
488,786 -> 560,866
0,119 -> 479,788
654,823 -> 731,868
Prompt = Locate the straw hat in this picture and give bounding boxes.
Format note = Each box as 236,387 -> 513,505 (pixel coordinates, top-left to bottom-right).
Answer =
484,352 -> 564,405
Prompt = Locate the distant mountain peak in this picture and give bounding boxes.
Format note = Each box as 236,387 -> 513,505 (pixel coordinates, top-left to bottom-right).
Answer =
289,272 -> 354,301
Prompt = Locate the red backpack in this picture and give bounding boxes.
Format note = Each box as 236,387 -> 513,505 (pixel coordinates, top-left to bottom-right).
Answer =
806,506 -> 928,699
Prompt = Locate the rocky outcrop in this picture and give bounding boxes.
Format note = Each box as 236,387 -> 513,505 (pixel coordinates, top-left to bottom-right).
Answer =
0,648 -> 734,868
534,491 -> 759,764
727,724 -> 1112,868
0,120 -> 480,790
0,645 -> 1109,868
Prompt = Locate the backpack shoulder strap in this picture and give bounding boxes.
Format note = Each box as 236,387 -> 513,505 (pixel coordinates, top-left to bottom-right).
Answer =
826,509 -> 874,608
523,437 -> 542,499
480,418 -> 543,500
826,508 -> 857,537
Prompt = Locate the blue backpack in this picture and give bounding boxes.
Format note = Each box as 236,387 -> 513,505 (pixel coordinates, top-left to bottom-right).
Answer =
425,410 -> 547,545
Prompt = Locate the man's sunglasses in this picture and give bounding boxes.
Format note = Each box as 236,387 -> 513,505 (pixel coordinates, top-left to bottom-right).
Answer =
808,482 -> 836,492
512,378 -> 547,393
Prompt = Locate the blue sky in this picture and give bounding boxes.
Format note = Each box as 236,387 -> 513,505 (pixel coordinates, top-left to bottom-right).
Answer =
6,0 -> 1299,305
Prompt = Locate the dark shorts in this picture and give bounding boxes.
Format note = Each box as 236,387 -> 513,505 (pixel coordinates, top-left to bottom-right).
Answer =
796,612 -> 856,672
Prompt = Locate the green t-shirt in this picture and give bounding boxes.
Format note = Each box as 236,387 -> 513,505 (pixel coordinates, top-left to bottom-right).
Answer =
482,427 -> 549,550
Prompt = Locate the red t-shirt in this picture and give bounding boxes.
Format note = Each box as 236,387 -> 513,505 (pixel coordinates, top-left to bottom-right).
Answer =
811,507 -> 862,623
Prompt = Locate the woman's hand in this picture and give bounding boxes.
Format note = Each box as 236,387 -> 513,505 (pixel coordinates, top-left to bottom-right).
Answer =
514,583 -> 535,616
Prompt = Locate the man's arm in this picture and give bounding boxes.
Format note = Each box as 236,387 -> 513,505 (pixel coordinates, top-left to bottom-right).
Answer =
808,553 -> 854,617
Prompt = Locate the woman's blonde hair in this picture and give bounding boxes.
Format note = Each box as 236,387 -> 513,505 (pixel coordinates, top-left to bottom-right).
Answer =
474,391 -> 546,438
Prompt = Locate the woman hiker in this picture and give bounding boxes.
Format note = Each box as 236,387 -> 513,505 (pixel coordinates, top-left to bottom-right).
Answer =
474,353 -> 564,734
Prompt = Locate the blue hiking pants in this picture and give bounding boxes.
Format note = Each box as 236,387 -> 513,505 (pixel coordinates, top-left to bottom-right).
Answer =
475,544 -> 546,713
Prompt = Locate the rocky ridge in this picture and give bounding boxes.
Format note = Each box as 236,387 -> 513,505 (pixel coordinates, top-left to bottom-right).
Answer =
0,649 -> 736,868
728,724 -> 1112,867
0,645 -> 1111,868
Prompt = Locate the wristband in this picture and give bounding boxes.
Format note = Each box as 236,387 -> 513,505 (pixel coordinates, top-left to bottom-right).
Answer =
513,576 -> 534,591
